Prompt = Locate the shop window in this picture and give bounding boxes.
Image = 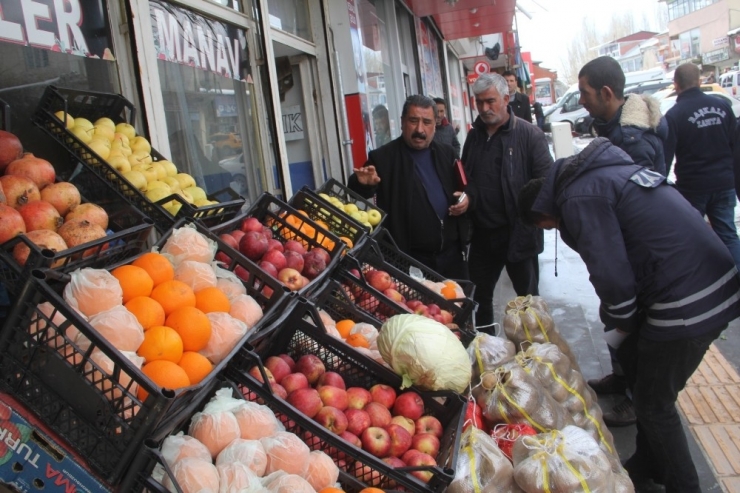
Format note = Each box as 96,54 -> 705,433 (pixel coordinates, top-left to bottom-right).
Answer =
268,0 -> 312,42
149,1 -> 267,202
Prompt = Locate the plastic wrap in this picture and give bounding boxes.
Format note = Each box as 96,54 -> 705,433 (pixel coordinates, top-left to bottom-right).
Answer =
215,438 -> 268,476
467,333 -> 516,383
62,267 -> 122,317
160,223 -> 217,266
162,457 -> 220,493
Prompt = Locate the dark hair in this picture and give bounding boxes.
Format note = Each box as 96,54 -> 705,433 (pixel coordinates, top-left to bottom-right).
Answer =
432,97 -> 446,107
578,56 -> 626,99
517,177 -> 548,225
402,95 -> 437,119
502,70 -> 516,79
372,104 -> 389,118
674,63 -> 700,91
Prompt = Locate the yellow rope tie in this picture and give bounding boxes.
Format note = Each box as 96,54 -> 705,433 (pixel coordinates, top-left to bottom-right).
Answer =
517,311 -> 533,341
497,400 -> 512,424
556,443 -> 591,492
465,431 -> 482,493
538,453 -> 552,493
497,384 -> 547,432
529,308 -> 551,342
474,338 -> 485,376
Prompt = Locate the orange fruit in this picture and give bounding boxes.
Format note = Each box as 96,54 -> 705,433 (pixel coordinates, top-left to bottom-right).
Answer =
194,287 -> 231,314
339,236 -> 354,249
138,360 -> 191,401
125,296 -> 165,330
111,265 -> 154,303
165,306 -> 212,351
359,489 -> 384,493
319,488 -> 345,493
335,319 -> 355,339
346,333 -> 369,348
441,284 -> 458,300
150,280 -> 196,316
132,252 -> 175,286
178,351 -> 213,385
137,325 -> 184,363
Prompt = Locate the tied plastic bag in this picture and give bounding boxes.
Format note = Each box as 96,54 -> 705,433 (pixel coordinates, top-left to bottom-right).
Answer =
229,294 -> 263,329
217,462 -> 263,493
304,450 -> 339,491
79,305 -> 144,352
512,427 -> 633,493
215,438 -> 268,476
261,472 -> 314,493
503,295 -> 580,372
232,401 -> 285,440
162,457 -> 220,493
259,431 -> 311,476
468,333 -> 516,383
214,265 -> 248,301
189,391 -> 242,459
201,312 -> 249,364
63,267 -> 122,317
161,224 -> 217,266
447,426 -> 523,493
175,260 -> 218,292
161,432 -> 212,467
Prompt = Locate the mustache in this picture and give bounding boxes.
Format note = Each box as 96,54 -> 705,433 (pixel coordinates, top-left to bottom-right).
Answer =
411,132 -> 427,139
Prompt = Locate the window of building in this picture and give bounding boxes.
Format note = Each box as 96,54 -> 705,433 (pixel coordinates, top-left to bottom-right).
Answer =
667,0 -> 718,21
679,28 -> 701,59
267,0 -> 311,42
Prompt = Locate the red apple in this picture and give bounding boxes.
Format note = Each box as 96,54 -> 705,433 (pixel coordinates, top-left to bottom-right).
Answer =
369,384 -> 397,409
262,226 -> 274,239
406,300 -> 423,310
401,449 -> 422,464
215,251 -> 232,265
280,372 -> 309,394
385,423 -> 413,457
315,406 -> 348,434
404,451 -> 437,483
295,354 -> 325,384
240,216 -> 263,233
411,433 -> 440,459
283,239 -> 306,255
393,392 -> 424,421
382,288 -> 406,305
277,353 -> 296,372
361,426 -> 391,458
340,430 -> 362,448
277,267 -> 304,291
439,310 -> 454,325
267,239 -> 284,252
348,268 -> 361,279
302,250 -> 327,280
234,265 -> 249,282
271,383 -> 288,399
311,247 -> 331,265
366,269 -> 392,291
364,402 -> 392,428
317,371 -> 346,390
286,388 -> 322,418
230,229 -> 246,243
262,248 -> 287,271
248,366 -> 276,386
415,416 -> 443,439
345,408 -> 372,436
284,250 -> 305,273
264,356 -> 292,384
318,386 -> 349,411
427,303 -> 441,316
390,415 -> 416,436
346,387 -> 373,410
259,260 -> 278,277
219,233 -> 238,249
382,456 -> 406,470
239,231 -> 269,260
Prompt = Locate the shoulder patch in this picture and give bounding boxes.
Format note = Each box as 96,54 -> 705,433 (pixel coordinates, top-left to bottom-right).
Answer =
630,168 -> 665,188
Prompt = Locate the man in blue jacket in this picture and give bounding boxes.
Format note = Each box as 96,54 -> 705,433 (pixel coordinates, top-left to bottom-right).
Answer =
664,63 -> 740,270
577,56 -> 669,426
518,137 -> 740,493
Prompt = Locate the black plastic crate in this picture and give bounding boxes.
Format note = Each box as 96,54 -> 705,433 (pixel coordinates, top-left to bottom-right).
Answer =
225,299 -> 466,493
210,192 -> 345,298
315,178 -> 386,233
0,96 -> 10,131
289,187 -> 368,252
31,85 -> 245,233
0,221 -> 291,484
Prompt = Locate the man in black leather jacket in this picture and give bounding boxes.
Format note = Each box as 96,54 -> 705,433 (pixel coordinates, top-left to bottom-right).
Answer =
503,70 -> 532,123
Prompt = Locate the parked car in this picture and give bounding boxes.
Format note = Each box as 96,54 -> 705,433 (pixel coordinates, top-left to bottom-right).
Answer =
719,70 -> 740,97
543,84 -> 588,131
652,83 -> 735,103
659,91 -> 740,118
624,79 -> 674,96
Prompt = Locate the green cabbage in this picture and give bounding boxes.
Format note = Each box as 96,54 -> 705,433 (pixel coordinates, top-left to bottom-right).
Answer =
378,314 -> 471,393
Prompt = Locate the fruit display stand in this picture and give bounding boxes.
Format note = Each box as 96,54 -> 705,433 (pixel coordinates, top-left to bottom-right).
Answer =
224,299 -> 467,493
331,253 -> 477,345
0,221 -> 291,485
32,85 -> 245,234
289,187 -> 368,253
210,192 -> 345,299
314,178 -> 386,234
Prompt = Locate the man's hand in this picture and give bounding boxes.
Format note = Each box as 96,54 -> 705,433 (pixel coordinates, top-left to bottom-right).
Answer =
449,191 -> 468,216
353,165 -> 381,186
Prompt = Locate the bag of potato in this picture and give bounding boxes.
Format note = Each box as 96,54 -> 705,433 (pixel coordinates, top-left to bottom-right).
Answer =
447,426 -> 523,493
511,426 -> 627,493
475,363 -> 574,433
574,403 -> 621,474
467,333 -> 516,383
503,296 -> 580,371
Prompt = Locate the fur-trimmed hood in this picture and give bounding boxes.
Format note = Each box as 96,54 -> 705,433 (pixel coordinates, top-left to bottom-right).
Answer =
620,94 -> 662,130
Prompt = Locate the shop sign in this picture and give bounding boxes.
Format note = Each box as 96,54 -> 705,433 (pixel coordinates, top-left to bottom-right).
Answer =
150,1 -> 249,81
0,0 -> 114,59
713,36 -> 729,47
467,73 -> 479,85
702,47 -> 730,65
282,104 -> 304,141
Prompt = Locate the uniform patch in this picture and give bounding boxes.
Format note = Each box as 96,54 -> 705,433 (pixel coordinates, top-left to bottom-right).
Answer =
630,168 -> 665,188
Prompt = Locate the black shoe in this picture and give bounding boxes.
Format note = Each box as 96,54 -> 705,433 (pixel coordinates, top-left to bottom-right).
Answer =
631,478 -> 666,492
603,397 -> 637,427
587,373 -> 627,395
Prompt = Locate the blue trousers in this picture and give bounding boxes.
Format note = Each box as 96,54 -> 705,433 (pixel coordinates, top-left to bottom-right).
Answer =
681,188 -> 740,270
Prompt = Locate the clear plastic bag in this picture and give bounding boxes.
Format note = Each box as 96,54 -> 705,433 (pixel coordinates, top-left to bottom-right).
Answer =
63,267 -> 122,317
448,426 -> 523,493
468,333 -> 516,383
161,224 -> 217,266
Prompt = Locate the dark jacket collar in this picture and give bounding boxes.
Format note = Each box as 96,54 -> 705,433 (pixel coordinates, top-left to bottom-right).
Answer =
472,106 -> 515,134
676,86 -> 702,101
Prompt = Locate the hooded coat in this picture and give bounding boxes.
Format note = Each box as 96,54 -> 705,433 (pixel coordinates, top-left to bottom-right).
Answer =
532,138 -> 740,341
592,94 -> 668,175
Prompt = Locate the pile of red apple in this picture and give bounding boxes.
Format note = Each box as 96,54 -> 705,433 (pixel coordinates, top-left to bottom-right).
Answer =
249,353 -> 443,484
216,216 -> 331,291
343,268 -> 454,325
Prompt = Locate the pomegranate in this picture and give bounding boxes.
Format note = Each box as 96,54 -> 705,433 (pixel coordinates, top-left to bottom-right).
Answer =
0,204 -> 26,244
0,130 -> 23,173
0,175 -> 40,209
5,153 -> 56,189
40,182 -> 81,216
64,203 -> 109,230
58,220 -> 108,257
18,200 -> 63,232
12,230 -> 68,267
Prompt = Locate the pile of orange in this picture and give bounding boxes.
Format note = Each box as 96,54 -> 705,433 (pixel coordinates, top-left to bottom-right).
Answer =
441,280 -> 459,300
333,319 -> 370,349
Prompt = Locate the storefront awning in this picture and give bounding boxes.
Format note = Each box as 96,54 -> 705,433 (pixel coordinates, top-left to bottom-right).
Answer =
404,0 -> 516,40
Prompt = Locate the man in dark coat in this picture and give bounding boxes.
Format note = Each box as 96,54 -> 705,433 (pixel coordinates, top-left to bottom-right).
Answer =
503,70 -> 532,123
348,95 -> 469,279
462,72 -> 553,328
432,97 -> 461,157
518,137 -> 740,493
